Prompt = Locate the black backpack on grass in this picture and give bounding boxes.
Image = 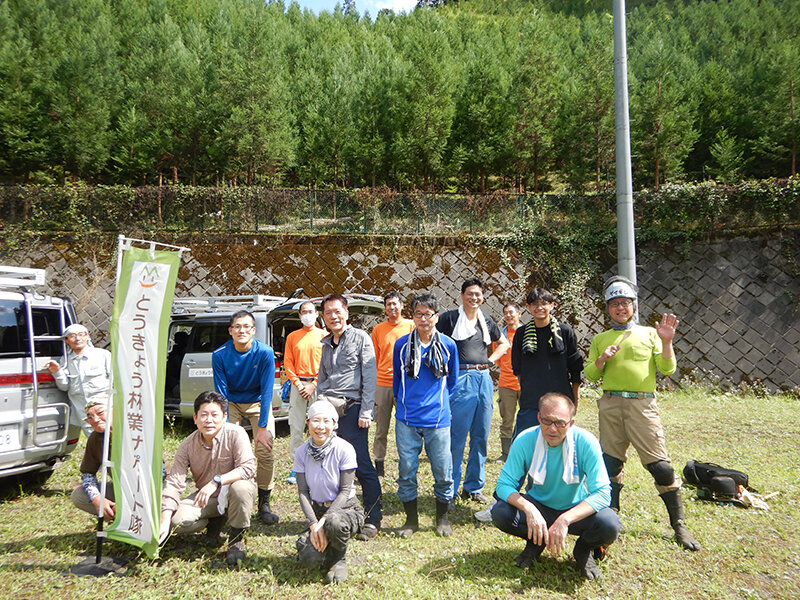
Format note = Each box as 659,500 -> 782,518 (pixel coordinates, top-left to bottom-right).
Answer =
682,460 -> 751,502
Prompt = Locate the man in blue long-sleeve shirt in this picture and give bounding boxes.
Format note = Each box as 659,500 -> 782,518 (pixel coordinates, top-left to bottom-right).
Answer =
392,293 -> 459,538
212,310 -> 278,525
491,393 -> 621,580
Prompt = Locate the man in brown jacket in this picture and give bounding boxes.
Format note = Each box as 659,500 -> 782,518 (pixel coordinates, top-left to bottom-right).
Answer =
159,391 -> 257,565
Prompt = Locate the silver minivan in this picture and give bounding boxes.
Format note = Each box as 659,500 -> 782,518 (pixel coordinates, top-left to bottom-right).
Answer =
0,266 -> 81,486
165,293 -> 385,422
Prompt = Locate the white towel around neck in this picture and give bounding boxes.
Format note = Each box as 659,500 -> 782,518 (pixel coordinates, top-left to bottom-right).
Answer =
451,305 -> 491,345
528,427 -> 580,486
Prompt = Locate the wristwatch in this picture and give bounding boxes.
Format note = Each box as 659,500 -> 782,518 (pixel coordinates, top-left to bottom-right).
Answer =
212,475 -> 222,488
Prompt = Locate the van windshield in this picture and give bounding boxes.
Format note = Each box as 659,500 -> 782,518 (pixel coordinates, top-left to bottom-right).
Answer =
0,299 -> 64,358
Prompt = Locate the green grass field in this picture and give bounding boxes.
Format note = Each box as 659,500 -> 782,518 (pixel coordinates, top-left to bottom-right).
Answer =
1,386 -> 798,600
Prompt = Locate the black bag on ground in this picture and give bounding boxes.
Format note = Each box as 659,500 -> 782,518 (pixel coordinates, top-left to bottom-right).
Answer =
683,460 -> 750,501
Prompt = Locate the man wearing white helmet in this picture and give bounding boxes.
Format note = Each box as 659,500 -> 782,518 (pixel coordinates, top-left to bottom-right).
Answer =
46,323 -> 112,437
584,276 -> 701,551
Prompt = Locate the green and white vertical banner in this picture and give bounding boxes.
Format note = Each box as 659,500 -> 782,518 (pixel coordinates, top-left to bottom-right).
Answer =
107,240 -> 182,558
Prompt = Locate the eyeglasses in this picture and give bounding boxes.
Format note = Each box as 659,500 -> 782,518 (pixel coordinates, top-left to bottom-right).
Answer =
66,332 -> 88,340
539,416 -> 571,430
413,311 -> 436,320
85,410 -> 106,423
608,299 -> 634,308
231,325 -> 254,331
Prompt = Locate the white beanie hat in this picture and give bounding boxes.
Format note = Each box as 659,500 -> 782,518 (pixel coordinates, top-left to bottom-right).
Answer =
307,400 -> 339,424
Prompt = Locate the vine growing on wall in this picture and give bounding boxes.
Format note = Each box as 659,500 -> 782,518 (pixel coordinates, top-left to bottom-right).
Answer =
478,201 -> 616,321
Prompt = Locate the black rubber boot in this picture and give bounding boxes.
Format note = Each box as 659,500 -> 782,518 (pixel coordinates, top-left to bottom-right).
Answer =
610,482 -> 623,512
397,499 -> 419,538
515,540 -> 544,568
375,459 -> 385,479
258,488 -> 280,525
226,527 -> 247,565
660,490 -> 701,551
201,516 -> 225,548
573,538 -> 601,580
435,499 -> 452,537
324,545 -> 348,583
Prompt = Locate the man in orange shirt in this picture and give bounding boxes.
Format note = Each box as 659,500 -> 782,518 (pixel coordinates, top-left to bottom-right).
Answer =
495,302 -> 522,463
284,301 -> 327,484
371,292 -> 415,479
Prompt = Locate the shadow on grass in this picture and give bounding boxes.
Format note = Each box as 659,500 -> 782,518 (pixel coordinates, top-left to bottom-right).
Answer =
250,516 -> 308,538
0,530 -> 142,575
0,469 -> 74,502
0,483 -> 72,503
420,547 -> 592,595
156,533 -> 342,585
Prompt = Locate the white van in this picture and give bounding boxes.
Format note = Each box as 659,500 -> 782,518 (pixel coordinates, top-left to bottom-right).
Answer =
0,266 -> 81,486
165,293 -> 384,422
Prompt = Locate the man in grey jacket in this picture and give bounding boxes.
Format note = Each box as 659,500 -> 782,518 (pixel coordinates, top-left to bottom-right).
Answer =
316,293 -> 382,539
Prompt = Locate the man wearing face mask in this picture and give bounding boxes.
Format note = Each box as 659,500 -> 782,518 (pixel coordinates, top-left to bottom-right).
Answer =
284,301 -> 327,484
585,276 -> 700,552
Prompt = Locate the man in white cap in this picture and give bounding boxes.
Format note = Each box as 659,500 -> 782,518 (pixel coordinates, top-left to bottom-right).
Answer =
46,323 -> 112,437
584,276 -> 701,551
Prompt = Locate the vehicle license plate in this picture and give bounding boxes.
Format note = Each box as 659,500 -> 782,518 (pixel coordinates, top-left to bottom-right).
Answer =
0,423 -> 20,452
188,368 -> 213,378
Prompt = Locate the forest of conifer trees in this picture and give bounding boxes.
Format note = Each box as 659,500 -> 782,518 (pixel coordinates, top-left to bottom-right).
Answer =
0,0 -> 797,192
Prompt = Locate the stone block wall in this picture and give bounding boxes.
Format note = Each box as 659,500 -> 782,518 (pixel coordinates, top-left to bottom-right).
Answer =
2,231 -> 798,392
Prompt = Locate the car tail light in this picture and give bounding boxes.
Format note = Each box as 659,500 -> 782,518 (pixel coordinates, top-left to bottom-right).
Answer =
67,437 -> 80,446
0,372 -> 56,386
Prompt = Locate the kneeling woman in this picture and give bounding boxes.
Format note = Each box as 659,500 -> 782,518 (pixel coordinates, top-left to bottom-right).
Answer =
294,400 -> 364,583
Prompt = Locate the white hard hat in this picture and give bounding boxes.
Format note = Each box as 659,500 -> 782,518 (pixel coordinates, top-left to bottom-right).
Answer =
604,281 -> 637,302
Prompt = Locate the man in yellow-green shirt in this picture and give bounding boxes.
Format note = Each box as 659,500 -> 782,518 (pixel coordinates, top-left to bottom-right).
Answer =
585,276 -> 700,552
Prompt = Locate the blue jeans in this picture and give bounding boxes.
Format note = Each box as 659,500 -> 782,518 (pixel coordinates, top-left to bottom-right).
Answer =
395,420 -> 453,503
491,495 -> 621,549
449,369 -> 493,494
513,408 -> 539,440
336,402 -> 382,525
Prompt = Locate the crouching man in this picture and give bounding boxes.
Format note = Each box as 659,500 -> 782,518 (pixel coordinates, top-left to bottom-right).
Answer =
70,399 -> 115,521
159,391 -> 258,565
490,393 -> 621,580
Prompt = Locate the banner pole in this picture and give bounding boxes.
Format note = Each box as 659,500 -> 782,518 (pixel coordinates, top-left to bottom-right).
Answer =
68,235 -> 183,576
92,235 -> 128,562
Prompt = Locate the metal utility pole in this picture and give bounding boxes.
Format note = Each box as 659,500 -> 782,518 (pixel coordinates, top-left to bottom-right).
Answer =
613,0 -> 637,286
